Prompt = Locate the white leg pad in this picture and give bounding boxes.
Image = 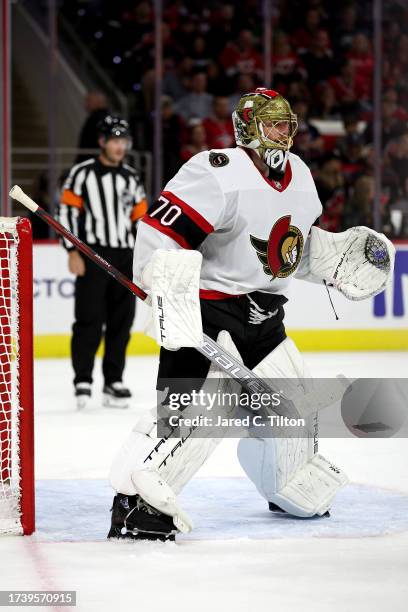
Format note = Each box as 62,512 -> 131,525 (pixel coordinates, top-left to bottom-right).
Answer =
275,453 -> 349,517
238,335 -> 348,517
109,330 -> 242,531
253,337 -> 348,417
238,437 -> 348,517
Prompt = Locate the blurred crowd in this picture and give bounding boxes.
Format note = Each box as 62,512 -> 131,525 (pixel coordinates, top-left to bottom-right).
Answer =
61,0 -> 408,237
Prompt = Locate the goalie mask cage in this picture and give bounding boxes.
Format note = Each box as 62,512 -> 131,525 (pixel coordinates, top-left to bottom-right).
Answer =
0,217 -> 34,535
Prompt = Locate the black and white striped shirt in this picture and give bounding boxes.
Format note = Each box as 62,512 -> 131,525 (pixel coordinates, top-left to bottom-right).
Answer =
58,157 -> 148,250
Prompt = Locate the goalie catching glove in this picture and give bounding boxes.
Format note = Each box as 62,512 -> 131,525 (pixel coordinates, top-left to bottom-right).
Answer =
299,226 -> 395,301
142,249 -> 204,350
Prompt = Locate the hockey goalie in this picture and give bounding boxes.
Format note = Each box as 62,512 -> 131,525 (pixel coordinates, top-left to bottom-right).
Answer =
108,88 -> 395,541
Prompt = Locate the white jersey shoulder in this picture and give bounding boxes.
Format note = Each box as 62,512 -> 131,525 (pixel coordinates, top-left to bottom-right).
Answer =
177,147 -> 256,191
171,148 -> 320,204
288,152 -> 321,197
162,149 -> 232,229
136,146 -> 323,296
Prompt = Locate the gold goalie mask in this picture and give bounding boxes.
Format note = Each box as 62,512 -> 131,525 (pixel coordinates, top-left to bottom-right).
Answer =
232,87 -> 298,174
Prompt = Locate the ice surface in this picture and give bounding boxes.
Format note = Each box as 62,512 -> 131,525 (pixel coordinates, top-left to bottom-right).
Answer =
34,478 -> 408,542
0,353 -> 407,612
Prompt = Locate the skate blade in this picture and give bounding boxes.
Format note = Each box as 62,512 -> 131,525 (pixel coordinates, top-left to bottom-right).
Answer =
102,394 -> 129,409
107,526 -> 175,541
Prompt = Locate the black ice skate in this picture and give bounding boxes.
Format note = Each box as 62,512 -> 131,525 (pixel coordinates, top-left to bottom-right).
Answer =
268,501 -> 330,518
102,382 -> 131,408
75,382 -> 92,410
108,493 -> 178,541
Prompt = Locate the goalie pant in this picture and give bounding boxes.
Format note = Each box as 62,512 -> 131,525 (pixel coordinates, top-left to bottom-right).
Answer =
157,291 -> 287,392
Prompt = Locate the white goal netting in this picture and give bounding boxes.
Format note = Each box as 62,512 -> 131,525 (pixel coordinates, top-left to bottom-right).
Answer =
0,218 -> 22,535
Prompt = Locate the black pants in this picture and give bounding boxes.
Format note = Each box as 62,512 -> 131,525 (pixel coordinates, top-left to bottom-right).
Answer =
72,247 -> 136,386
157,292 -> 287,393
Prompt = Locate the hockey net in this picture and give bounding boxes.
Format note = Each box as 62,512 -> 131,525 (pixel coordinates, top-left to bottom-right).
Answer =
0,217 -> 34,535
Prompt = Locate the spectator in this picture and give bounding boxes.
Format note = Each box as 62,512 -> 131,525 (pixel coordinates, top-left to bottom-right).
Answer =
285,80 -> 312,105
346,33 -> 374,96
207,61 -> 229,96
383,88 -> 408,122
272,33 -> 305,90
312,83 -> 342,120
76,92 -> 109,162
220,29 -> 263,80
140,67 -> 158,114
163,57 -> 193,101
385,129 -> 408,203
122,1 -> 153,46
336,132 -> 367,185
164,1 -> 188,30
383,20 -> 402,59
291,100 -> 324,167
332,4 -> 360,55
203,96 -> 235,149
329,60 -> 369,113
190,36 -> 212,72
234,0 -> 260,33
335,114 -> 362,156
390,34 -> 408,94
135,33 -> 180,86
291,8 -> 326,53
300,30 -> 334,89
161,96 -> 183,183
210,4 -> 238,53
229,73 -> 255,112
314,155 -> 346,232
363,99 -> 407,148
137,22 -> 181,69
177,17 -> 198,54
176,72 -> 213,121
118,4 -> 156,85
180,121 -> 209,161
342,175 -> 388,230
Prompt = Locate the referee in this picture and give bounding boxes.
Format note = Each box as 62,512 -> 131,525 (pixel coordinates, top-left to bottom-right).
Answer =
58,115 -> 148,409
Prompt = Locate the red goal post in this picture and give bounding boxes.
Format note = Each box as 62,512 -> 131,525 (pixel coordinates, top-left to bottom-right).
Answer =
0,217 -> 34,535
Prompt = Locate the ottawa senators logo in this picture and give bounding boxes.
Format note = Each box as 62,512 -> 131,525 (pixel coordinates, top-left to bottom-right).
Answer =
209,152 -> 230,167
250,216 -> 304,278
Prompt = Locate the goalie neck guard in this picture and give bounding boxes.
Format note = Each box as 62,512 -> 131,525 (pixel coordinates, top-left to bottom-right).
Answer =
232,88 -> 298,174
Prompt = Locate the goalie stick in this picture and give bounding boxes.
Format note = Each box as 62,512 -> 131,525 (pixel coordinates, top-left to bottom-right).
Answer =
9,185 -> 290,407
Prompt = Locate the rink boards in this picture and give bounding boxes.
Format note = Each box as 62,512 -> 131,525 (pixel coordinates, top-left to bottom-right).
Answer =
32,241 -> 408,356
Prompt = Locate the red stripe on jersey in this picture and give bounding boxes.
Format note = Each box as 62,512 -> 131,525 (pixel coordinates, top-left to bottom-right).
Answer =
199,289 -> 244,300
162,191 -> 214,234
142,216 -> 192,249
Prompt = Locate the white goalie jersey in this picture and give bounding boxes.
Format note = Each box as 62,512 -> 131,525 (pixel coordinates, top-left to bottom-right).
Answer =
135,147 -> 322,297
